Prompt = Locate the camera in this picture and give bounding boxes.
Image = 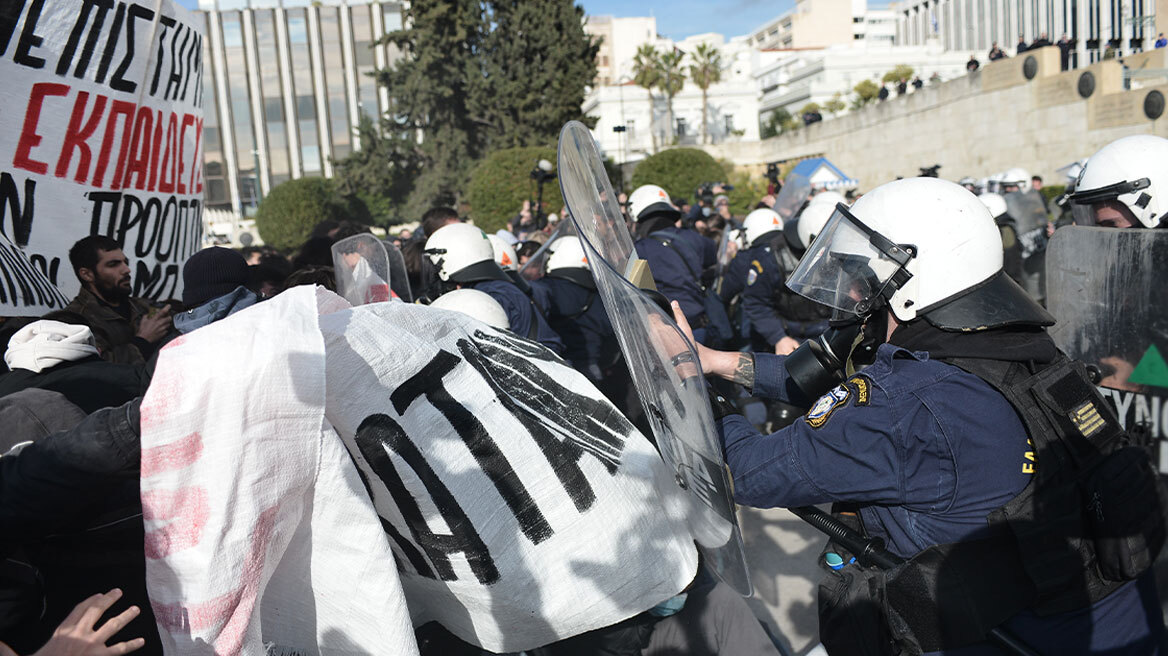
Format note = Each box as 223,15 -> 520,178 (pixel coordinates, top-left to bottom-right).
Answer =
695,182 -> 733,206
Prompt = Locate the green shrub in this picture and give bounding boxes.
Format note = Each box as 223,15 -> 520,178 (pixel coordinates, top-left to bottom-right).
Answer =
254,177 -> 371,251
466,146 -> 565,234
1039,184 -> 1066,206
629,148 -> 727,206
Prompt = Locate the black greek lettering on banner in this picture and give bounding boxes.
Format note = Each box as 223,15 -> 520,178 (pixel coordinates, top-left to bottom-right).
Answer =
0,171 -> 35,247
0,236 -> 67,308
346,447 -> 438,579
469,330 -> 630,474
391,350 -> 555,545
355,413 -> 498,585
458,338 -> 597,513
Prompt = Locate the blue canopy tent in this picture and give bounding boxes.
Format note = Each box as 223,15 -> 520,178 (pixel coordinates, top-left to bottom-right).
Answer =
788,157 -> 859,192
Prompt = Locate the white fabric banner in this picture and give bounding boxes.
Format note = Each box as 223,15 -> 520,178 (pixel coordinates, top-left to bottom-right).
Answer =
0,230 -> 69,317
142,288 -> 699,654
0,0 -> 205,306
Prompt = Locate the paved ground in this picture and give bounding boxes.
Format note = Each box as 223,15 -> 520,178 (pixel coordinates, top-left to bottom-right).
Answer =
739,506 -> 826,656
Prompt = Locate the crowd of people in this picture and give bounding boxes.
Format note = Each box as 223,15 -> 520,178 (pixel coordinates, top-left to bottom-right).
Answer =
1,133 -> 1167,655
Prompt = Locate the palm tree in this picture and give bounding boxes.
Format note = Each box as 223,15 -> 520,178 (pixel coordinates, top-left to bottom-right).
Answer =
688,43 -> 723,144
632,44 -> 661,152
656,49 -> 686,144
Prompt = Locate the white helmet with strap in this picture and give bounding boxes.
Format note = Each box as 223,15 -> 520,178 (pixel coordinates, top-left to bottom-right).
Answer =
743,208 -> 783,245
424,223 -> 509,283
545,236 -> 590,273
978,192 -> 1009,219
487,234 -> 519,272
629,184 -> 681,222
787,177 -> 1053,329
1069,135 -> 1168,228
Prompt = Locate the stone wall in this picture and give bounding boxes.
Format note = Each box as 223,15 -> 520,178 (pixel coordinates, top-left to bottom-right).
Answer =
700,46 -> 1168,188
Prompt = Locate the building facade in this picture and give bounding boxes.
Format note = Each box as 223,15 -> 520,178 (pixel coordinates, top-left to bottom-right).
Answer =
745,0 -> 898,49
584,15 -> 661,86
891,0 -> 1161,66
198,0 -> 404,219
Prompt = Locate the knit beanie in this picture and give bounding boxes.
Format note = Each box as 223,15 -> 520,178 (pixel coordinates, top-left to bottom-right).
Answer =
183,247 -> 250,307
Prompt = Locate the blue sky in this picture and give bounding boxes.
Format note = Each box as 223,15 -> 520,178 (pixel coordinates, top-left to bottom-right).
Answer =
174,1 -> 797,41
578,0 -> 794,40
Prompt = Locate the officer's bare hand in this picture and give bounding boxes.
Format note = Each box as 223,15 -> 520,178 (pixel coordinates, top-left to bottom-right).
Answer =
0,589 -> 146,656
670,301 -> 755,388
774,337 -> 800,355
760,194 -> 776,208
135,308 -> 172,343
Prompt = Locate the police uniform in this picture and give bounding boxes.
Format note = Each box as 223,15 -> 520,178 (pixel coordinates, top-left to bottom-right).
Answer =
740,233 -> 831,351
529,274 -> 618,382
469,279 -> 564,356
634,229 -> 709,343
716,344 -> 1163,653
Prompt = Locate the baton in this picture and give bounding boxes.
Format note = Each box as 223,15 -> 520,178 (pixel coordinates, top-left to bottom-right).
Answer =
789,505 -> 1039,656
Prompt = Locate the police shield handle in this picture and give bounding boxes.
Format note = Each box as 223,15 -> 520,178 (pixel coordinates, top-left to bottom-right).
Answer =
627,259 -> 657,291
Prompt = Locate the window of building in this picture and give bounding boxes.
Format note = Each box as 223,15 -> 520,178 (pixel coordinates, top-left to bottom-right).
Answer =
286,9 -> 321,174
853,16 -> 863,22
723,115 -> 734,133
220,11 -> 259,209
201,14 -> 230,210
676,117 -> 687,137
351,4 -> 381,121
626,118 -> 636,140
319,7 -> 352,160
253,9 -> 291,187
855,33 -> 865,39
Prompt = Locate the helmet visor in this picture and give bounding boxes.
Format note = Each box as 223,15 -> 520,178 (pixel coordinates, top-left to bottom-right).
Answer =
1068,177 -> 1150,227
786,204 -> 914,317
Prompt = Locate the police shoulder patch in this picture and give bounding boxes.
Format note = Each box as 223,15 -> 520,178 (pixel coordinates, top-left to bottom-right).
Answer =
805,384 -> 851,428
846,375 -> 872,406
746,268 -> 759,286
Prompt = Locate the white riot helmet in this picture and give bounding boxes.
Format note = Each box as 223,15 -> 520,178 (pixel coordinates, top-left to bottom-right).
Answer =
430,289 -> 510,330
999,167 -> 1031,193
787,177 -> 1053,329
795,200 -> 837,251
629,184 -> 681,222
1068,135 -> 1168,228
424,223 -> 510,283
978,192 -> 1009,220
808,190 -> 847,207
487,234 -> 519,272
545,236 -> 590,273
986,172 -> 1005,194
743,208 -> 784,245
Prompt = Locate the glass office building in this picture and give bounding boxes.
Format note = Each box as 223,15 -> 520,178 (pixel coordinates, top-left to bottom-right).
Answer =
198,0 -> 404,217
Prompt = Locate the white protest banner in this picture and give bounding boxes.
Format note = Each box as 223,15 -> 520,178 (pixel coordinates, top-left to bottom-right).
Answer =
0,229 -> 69,316
143,288 -> 700,653
1,0 -> 204,305
320,302 -> 699,653
141,287 -> 419,655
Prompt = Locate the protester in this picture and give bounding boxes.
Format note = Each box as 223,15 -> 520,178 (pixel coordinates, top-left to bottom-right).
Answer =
63,237 -> 171,366
1157,33 -> 1168,48
1057,33 -> 1074,69
1015,34 -> 1029,54
988,41 -> 1007,60
1030,31 -> 1052,49
173,248 -> 259,336
966,55 -> 980,72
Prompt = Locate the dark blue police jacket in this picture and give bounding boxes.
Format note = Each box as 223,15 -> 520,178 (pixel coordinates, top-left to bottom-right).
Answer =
470,280 -> 565,356
717,344 -> 1163,654
719,248 -> 753,304
634,230 -> 705,323
672,226 -> 717,274
530,276 -> 618,380
740,241 -> 828,346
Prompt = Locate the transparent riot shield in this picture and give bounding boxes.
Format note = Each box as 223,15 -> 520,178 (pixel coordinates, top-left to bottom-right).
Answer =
773,170 -> 812,222
1047,226 -> 1168,471
332,234 -> 391,306
382,240 -> 413,303
557,121 -> 752,595
1004,190 -> 1049,235
517,221 -> 577,282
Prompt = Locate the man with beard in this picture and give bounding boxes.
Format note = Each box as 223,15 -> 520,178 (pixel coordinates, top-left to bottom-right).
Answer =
62,236 -> 172,365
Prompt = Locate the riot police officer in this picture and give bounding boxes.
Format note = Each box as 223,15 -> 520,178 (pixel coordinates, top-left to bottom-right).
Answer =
1068,134 -> 1168,228
739,206 -> 833,355
424,224 -> 564,355
628,185 -> 712,345
678,178 -> 1165,654
978,192 -> 1024,283
529,236 -> 620,384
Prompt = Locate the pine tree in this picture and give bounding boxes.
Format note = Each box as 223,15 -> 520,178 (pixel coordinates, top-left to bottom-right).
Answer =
474,0 -> 599,150
373,0 -> 486,218
687,43 -> 722,145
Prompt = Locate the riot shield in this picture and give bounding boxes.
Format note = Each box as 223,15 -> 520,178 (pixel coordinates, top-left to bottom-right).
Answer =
1004,190 -> 1049,235
517,221 -> 577,282
772,170 -> 812,222
382,240 -> 413,303
1047,226 -> 1168,471
557,121 -> 752,595
332,234 -> 391,306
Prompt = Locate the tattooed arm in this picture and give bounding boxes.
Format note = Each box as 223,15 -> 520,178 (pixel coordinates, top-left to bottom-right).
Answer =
669,301 -> 756,389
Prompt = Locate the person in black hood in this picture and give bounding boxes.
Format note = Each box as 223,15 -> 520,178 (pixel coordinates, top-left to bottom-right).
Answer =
680,178 -> 1164,655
